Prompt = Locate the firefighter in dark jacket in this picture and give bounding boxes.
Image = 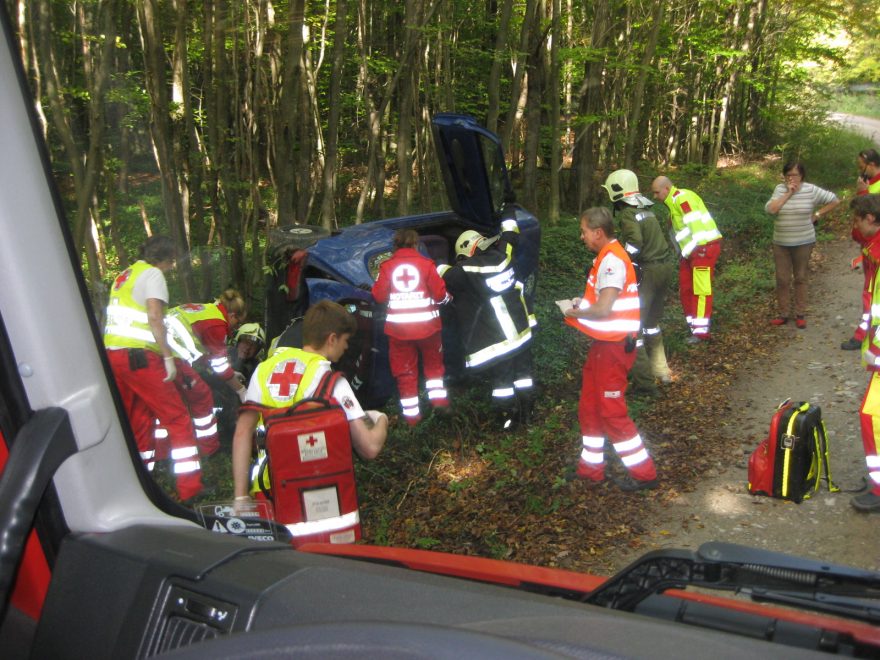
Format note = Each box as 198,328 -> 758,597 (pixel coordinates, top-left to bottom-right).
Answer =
602,169 -> 675,391
439,207 -> 537,429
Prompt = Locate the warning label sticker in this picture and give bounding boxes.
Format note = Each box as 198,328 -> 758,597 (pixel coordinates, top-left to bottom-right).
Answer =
197,501 -> 278,542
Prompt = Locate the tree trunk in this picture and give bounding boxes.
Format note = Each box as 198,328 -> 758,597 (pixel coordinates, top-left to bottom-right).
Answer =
137,0 -> 194,297
623,3 -> 664,169
318,0 -> 347,229
501,0 -> 536,158
570,0 -> 610,211
521,0 -> 547,214
548,0 -> 561,224
396,0 -> 423,217
274,0 -> 306,226
486,0 -> 513,135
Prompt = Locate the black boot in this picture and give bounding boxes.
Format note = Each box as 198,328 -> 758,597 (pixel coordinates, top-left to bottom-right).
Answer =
517,394 -> 534,428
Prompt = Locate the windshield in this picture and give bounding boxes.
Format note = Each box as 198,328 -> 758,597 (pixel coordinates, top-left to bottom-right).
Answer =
7,3 -> 466,515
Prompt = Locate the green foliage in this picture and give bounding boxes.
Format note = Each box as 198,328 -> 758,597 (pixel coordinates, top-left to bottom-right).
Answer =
414,537 -> 441,549
530,214 -> 591,392
771,124 -> 868,192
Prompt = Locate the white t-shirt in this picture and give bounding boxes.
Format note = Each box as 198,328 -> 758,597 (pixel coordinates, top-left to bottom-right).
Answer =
594,249 -> 627,293
244,368 -> 366,422
132,265 -> 169,306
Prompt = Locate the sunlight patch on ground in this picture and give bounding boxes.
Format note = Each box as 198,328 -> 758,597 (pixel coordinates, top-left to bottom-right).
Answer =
434,450 -> 488,485
702,487 -> 750,517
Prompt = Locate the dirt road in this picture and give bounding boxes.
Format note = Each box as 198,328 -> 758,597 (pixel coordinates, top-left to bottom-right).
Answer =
608,236 -> 880,573
830,112 -> 880,144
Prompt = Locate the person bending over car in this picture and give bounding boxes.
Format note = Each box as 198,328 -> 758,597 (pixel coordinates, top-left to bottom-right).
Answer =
103,235 -> 204,502
162,289 -> 248,457
372,228 -> 451,426
439,206 -> 536,431
231,300 -> 388,503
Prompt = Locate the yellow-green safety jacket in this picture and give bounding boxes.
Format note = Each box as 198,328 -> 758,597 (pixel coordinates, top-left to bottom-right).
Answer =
663,186 -> 722,258
103,260 -> 161,352
248,347 -> 333,494
165,303 -> 226,369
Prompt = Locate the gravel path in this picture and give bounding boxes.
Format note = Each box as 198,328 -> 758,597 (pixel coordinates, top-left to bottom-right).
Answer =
608,236 -> 880,573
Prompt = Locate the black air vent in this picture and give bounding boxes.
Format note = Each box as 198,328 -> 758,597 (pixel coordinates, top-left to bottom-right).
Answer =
142,584 -> 239,657
154,616 -> 219,654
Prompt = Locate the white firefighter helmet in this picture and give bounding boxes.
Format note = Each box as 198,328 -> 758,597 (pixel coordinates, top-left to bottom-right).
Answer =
235,322 -> 265,348
602,169 -> 653,207
455,230 -> 487,259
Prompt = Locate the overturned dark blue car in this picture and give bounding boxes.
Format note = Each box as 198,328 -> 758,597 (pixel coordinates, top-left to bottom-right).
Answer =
264,114 -> 541,408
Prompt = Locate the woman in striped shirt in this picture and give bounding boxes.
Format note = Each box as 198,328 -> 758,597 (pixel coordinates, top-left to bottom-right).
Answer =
766,160 -> 840,328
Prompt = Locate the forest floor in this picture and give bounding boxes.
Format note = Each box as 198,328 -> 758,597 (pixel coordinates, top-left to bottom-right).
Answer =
358,224 -> 880,580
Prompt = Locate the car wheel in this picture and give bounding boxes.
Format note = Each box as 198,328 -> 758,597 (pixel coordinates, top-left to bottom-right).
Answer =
268,224 -> 331,257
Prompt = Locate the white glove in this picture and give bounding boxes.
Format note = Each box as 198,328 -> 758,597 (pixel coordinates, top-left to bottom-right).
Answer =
163,356 -> 177,382
365,410 -> 388,428
237,385 -> 248,404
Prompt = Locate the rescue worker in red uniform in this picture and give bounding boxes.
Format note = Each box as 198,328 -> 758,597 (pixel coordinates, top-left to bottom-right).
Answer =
843,149 -> 880,351
231,301 -> 388,513
163,289 -> 247,457
103,235 -> 203,501
851,194 -> 880,513
439,206 -> 537,430
651,176 -> 723,343
564,208 -> 658,491
372,229 -> 451,425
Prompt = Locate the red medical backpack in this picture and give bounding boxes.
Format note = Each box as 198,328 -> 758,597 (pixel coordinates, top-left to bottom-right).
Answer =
747,399 -> 837,503
262,372 -> 361,547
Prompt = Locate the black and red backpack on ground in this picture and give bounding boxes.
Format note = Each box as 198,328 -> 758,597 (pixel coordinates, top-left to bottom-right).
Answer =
260,371 -> 361,547
748,399 -> 839,503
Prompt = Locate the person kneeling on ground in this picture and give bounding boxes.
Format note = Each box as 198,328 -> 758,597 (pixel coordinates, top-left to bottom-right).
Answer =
230,322 -> 266,384
231,300 -> 388,503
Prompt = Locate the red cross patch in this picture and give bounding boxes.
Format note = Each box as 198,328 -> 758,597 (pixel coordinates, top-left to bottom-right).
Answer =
268,361 -> 303,398
392,264 -> 420,292
113,268 -> 132,291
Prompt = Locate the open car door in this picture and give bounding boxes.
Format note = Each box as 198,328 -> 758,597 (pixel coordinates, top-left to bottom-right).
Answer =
431,113 -> 515,229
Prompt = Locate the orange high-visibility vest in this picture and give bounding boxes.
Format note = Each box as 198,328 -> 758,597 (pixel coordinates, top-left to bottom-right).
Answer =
566,239 -> 640,342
